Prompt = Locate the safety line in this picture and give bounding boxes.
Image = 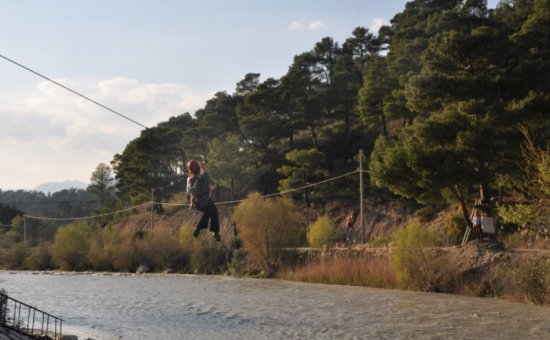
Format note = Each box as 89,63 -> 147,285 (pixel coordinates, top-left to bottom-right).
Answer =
0,53 -> 148,129
21,170 -> 360,221
24,202 -> 151,221
161,170 -> 359,207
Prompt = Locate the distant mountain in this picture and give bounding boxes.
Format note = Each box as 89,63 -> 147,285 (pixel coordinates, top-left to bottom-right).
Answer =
33,180 -> 88,193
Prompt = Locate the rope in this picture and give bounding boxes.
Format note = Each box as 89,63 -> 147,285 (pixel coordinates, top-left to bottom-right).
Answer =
20,170 -> 359,221
159,170 -> 359,206
24,202 -> 151,221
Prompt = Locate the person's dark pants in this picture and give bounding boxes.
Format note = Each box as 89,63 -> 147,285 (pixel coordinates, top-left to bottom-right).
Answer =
196,201 -> 220,234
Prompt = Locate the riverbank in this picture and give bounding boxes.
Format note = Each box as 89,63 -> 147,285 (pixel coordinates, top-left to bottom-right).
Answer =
2,199 -> 548,307
278,239 -> 550,305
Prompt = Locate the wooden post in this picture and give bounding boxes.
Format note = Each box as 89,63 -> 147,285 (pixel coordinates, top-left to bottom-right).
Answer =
150,188 -> 154,230
359,149 -> 365,244
23,216 -> 26,246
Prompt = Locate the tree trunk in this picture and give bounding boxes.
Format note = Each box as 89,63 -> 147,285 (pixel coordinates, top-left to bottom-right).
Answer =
449,184 -> 473,228
304,188 -> 311,208
310,125 -> 319,148
344,111 -> 350,144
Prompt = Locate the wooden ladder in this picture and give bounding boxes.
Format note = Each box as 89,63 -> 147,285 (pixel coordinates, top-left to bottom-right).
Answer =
461,199 -> 481,246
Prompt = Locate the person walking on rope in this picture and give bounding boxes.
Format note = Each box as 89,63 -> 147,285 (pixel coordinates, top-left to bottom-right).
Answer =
186,159 -> 221,241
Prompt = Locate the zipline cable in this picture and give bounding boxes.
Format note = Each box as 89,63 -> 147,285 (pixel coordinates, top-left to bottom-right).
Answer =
0,53 -> 148,129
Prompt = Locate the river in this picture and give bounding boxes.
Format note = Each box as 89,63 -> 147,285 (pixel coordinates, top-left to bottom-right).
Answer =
0,271 -> 548,339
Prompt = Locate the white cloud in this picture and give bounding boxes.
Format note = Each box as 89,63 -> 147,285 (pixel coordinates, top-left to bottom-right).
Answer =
289,20 -> 326,32
308,20 -> 327,31
0,77 -> 211,190
370,17 -> 387,34
289,20 -> 304,31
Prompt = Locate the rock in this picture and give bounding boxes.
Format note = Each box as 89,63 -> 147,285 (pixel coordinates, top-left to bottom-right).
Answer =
61,334 -> 79,340
136,265 -> 149,274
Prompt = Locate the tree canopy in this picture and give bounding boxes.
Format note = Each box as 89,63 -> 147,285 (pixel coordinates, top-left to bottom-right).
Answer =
82,0 -> 549,230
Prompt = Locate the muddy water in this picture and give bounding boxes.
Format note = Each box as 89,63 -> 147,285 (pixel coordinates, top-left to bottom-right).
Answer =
0,271 -> 548,339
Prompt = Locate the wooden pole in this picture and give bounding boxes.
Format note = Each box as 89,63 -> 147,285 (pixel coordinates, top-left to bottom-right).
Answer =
23,216 -> 26,246
359,149 -> 365,244
150,188 -> 154,230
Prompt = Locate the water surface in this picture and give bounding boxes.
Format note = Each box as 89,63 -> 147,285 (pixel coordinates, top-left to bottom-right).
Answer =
0,271 -> 548,339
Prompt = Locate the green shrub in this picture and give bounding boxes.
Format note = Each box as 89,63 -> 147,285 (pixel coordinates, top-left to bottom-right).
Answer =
370,236 -> 390,248
229,237 -> 243,250
51,222 -> 92,270
444,209 -> 466,245
179,224 -> 222,274
228,249 -> 248,276
232,193 -> 304,274
139,227 -> 187,272
307,215 -> 335,248
88,227 -> 121,271
112,233 -> 140,272
391,222 -> 439,291
1,242 -> 27,269
24,241 -> 52,270
494,259 -> 550,305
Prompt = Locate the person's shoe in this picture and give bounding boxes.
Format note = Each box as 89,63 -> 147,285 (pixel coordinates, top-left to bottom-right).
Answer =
192,228 -> 200,238
212,233 -> 221,242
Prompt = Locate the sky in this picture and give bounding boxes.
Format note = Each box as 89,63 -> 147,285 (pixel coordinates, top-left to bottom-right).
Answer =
0,0 -> 500,191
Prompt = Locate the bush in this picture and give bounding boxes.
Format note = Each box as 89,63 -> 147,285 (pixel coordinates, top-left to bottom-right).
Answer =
51,222 -> 91,270
139,226 -> 187,272
370,236 -> 390,248
1,242 -> 27,269
444,209 -> 466,245
227,248 -> 248,276
24,241 -> 52,270
112,233 -> 140,272
88,227 -> 121,271
307,215 -> 336,248
232,193 -> 304,274
494,259 -> 550,305
179,224 -> 222,274
391,222 -> 439,291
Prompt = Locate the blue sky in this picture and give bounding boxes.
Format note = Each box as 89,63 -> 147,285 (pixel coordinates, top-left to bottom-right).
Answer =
0,0 -> 500,191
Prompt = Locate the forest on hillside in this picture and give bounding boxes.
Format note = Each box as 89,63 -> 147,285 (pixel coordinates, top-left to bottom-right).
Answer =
107,0 -> 549,226
1,0 -> 548,239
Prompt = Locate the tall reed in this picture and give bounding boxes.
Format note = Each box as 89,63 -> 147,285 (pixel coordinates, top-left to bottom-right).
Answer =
278,256 -> 397,289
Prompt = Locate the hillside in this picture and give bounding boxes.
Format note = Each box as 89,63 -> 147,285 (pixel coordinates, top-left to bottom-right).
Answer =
107,197 -> 419,246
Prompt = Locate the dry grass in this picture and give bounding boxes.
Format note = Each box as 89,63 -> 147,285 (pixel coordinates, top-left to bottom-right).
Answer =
278,256 -> 397,289
491,258 -> 550,305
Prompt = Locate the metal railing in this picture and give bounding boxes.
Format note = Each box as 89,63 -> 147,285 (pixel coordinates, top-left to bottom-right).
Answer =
0,291 -> 63,339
